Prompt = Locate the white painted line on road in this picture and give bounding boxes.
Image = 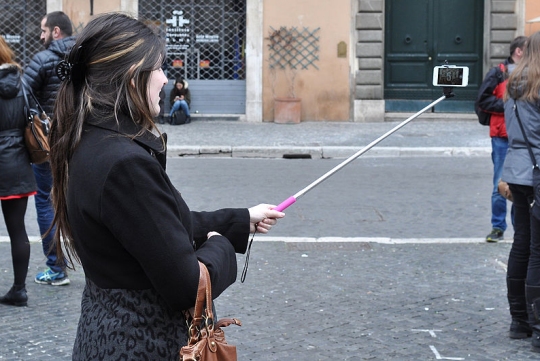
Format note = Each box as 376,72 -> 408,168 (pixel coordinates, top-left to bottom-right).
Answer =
0,236 -> 513,244
496,260 -> 508,272
411,329 -> 441,338
253,236 -> 512,244
429,345 -> 465,360
0,236 -> 42,243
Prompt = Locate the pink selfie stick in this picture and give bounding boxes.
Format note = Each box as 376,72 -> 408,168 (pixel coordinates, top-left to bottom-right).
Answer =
274,196 -> 297,212
273,94 -> 449,212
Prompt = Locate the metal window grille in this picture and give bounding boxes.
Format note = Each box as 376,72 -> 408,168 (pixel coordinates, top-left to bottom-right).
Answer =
0,0 -> 46,67
139,0 -> 246,81
267,26 -> 320,70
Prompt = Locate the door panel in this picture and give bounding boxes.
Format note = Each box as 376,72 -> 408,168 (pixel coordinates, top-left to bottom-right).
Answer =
385,0 -> 484,112
385,0 -> 431,98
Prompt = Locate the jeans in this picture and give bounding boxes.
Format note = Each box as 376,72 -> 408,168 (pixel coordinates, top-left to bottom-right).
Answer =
507,184 -> 532,281
491,137 -> 511,231
33,162 -> 62,273
169,100 -> 190,117
508,183 -> 540,287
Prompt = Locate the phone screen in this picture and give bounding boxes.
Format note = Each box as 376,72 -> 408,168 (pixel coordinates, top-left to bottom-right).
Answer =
437,67 -> 464,86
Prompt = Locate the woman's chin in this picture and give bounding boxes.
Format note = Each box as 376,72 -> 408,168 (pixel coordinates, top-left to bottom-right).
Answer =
150,105 -> 160,118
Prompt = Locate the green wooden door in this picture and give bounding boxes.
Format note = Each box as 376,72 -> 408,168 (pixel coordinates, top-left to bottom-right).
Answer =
384,0 -> 483,112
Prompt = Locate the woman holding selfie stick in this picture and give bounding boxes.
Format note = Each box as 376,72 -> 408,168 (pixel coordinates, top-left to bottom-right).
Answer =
49,13 -> 284,359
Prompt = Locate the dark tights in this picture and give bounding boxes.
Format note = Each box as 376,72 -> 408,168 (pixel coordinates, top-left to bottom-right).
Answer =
507,183 -> 540,286
1,197 -> 30,286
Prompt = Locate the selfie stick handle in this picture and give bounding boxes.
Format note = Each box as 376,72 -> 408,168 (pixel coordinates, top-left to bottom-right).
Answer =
273,94 -> 449,212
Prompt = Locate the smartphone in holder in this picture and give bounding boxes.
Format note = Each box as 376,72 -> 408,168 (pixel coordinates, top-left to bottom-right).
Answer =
432,65 -> 469,87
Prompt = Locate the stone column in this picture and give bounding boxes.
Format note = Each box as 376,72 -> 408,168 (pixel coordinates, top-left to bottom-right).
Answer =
245,0 -> 264,122
120,0 -> 137,17
354,0 -> 384,122
47,0 -> 62,12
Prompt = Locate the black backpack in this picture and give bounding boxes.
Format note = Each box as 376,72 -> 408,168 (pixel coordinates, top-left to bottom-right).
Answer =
170,108 -> 188,125
475,105 -> 492,126
475,63 -> 505,126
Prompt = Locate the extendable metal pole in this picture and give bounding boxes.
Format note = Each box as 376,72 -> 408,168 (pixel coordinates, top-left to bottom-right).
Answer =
274,94 -> 448,211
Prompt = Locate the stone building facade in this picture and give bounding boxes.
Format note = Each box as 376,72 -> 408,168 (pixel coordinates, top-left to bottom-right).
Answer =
1,0 -> 534,122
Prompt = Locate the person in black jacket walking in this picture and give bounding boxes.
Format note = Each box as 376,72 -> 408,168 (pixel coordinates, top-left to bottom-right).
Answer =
0,36 -> 37,306
49,13 -> 284,359
23,11 -> 74,286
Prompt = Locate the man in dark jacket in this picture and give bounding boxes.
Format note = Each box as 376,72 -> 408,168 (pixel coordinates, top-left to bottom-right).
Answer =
23,11 -> 75,286
476,36 -> 527,242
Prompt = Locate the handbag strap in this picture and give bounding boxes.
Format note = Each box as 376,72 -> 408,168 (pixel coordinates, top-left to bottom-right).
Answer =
513,101 -> 539,168
20,78 -> 47,116
20,80 -> 32,124
191,262 -> 209,326
187,262 -> 215,345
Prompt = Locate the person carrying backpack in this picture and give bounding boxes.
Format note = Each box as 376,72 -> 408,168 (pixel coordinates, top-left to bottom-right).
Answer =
475,36 -> 527,242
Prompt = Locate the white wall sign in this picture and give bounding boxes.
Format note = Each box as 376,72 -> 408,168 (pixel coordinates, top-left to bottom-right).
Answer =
195,34 -> 219,43
166,10 -> 191,51
1,34 -> 21,44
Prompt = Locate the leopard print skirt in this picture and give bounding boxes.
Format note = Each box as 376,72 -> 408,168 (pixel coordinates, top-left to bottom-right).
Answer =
72,279 -> 188,360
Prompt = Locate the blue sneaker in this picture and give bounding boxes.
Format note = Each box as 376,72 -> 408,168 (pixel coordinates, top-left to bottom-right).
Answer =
35,268 -> 70,286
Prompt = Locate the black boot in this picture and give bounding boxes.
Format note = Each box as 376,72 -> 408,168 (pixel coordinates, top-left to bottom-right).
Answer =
0,284 -> 27,307
508,278 -> 532,339
526,285 -> 540,352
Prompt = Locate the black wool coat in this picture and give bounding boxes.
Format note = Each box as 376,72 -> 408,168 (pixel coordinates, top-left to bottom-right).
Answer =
0,64 -> 36,197
68,113 -> 250,360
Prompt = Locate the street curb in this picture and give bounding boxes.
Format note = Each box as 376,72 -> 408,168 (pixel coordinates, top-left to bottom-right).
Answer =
166,146 -> 492,158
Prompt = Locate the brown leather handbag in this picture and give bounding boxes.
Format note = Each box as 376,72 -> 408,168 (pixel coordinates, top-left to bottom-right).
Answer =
180,262 -> 241,361
21,81 -> 50,164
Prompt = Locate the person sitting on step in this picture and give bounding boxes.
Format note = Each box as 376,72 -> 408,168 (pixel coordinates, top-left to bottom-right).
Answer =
169,77 -> 191,123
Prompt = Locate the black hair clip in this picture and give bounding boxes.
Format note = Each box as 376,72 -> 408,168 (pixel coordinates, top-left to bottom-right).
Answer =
56,60 -> 72,82
56,46 -> 85,83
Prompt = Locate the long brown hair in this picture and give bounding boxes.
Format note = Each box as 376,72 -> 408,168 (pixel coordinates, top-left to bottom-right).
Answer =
505,32 -> 540,102
49,13 -> 166,267
0,36 -> 20,68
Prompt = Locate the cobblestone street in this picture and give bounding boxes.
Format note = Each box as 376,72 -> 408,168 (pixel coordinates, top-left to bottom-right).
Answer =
0,241 -> 537,360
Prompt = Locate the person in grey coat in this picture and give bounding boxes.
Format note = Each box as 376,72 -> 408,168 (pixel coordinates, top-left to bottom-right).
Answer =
49,13 -> 284,360
0,36 -> 37,306
502,30 -> 540,352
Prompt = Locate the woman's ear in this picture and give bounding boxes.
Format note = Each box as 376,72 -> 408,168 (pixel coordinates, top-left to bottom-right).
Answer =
130,78 -> 135,88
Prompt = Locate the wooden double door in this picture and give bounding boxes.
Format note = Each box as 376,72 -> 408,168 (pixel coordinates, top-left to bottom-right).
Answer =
384,0 -> 484,112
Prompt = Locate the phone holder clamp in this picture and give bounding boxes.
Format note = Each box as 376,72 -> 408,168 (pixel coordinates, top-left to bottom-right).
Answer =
442,87 -> 455,99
